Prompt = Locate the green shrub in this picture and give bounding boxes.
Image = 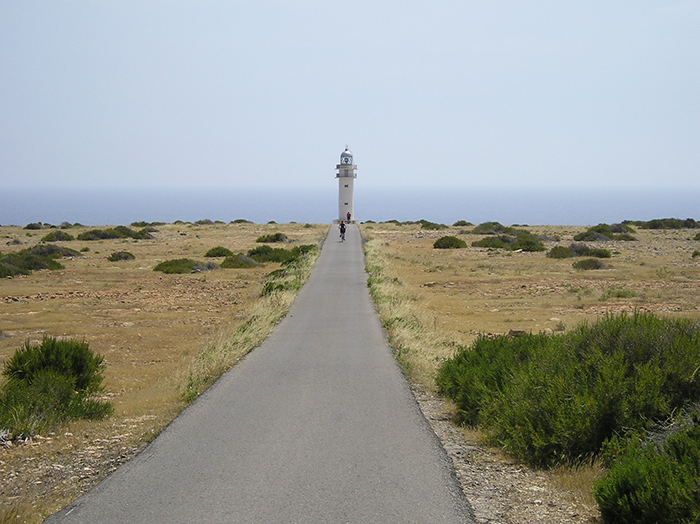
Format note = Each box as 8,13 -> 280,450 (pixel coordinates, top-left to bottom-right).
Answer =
547,246 -> 574,259
231,218 -> 252,224
472,231 -> 545,252
220,254 -> 260,268
107,251 -> 135,261
453,220 -> 473,227
472,222 -> 512,235
472,236 -> 508,249
419,220 -> 448,230
153,258 -> 209,274
693,250 -> 700,258
434,236 -> 467,249
23,223 -> 43,230
588,248 -> 612,258
41,230 -> 75,242
256,232 -> 288,243
574,224 -> 637,242
26,244 -> 78,258
3,336 -> 105,393
573,230 -> 607,242
573,258 -> 609,270
437,312 -> 700,468
638,218 -> 698,230
130,221 -> 164,227
694,233 -> 700,241
569,242 -> 592,257
205,246 -> 234,257
77,226 -> 153,241
0,245 -> 77,277
595,420 -> 700,523
0,337 -> 112,438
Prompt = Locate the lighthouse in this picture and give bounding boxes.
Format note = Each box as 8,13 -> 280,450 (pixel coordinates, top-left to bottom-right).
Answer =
336,147 -> 357,222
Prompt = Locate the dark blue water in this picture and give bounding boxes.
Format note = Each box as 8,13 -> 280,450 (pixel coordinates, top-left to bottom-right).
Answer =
1,185 -> 698,227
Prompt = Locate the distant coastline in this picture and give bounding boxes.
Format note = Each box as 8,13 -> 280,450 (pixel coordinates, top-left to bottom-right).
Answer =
1,186 -> 698,227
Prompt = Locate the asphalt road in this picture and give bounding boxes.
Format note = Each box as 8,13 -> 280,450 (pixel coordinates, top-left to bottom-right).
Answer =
45,223 -> 475,523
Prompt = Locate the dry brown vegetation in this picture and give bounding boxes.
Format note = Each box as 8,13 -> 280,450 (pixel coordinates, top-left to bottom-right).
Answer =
3,219 -> 700,523
0,221 -> 326,523
362,222 -> 700,522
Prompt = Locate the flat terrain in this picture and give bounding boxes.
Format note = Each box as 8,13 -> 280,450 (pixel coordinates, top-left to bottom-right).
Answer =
361,222 -> 700,523
0,221 -> 326,522
363,224 -> 700,351
2,220 -> 700,523
43,223 -> 474,524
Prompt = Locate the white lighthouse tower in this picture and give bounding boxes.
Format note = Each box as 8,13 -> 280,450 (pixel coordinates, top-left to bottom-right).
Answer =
336,147 -> 357,223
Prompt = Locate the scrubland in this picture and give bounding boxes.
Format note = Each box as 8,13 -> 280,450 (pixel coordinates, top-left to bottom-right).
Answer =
0,221 -> 325,523
362,221 -> 700,523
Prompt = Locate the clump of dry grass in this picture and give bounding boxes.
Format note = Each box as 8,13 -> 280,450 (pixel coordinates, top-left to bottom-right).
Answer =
363,238 -> 458,392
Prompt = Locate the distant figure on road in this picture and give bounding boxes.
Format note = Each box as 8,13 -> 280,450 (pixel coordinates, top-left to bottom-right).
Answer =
339,220 -> 346,242
346,211 -> 351,222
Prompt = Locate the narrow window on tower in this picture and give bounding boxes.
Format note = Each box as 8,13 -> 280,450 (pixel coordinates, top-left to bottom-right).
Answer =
344,184 -> 348,188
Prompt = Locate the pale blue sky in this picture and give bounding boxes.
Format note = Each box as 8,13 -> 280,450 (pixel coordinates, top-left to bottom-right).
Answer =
1,1 -> 698,191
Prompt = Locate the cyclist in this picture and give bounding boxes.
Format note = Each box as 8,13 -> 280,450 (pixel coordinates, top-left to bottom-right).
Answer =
339,220 -> 346,242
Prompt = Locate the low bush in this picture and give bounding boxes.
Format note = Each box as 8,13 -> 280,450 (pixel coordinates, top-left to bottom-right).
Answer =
130,221 -> 164,227
573,258 -> 609,270
693,250 -> 700,259
41,230 -> 75,242
472,221 -> 512,235
595,419 -> 700,523
77,226 -> 153,241
256,233 -> 288,243
220,254 -> 260,268
419,220 -> 448,230
472,231 -> 545,252
153,258 -> 215,274
205,246 -> 234,257
547,246 -> 573,259
107,251 -> 135,261
437,312 -> 700,469
0,245 -> 77,277
23,223 -> 43,230
453,220 -> 473,227
0,336 -> 112,438
247,244 -> 316,265
25,244 -> 78,258
434,236 -> 467,249
635,217 -> 698,230
573,230 -> 609,242
574,224 -> 637,242
694,232 -> 700,241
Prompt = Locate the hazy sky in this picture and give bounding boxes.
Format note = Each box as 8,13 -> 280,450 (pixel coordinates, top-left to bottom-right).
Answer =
2,1 -> 698,191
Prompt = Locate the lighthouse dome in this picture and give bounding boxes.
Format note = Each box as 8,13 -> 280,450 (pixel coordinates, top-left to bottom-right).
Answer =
340,148 -> 353,164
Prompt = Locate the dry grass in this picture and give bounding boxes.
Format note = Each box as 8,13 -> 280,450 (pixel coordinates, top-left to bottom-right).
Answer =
362,221 -> 700,510
0,221 -> 326,523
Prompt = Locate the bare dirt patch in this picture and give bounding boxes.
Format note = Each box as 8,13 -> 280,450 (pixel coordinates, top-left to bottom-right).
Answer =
0,221 -> 325,523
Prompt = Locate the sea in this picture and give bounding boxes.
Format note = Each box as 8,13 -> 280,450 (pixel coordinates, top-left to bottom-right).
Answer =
1,186 -> 698,227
